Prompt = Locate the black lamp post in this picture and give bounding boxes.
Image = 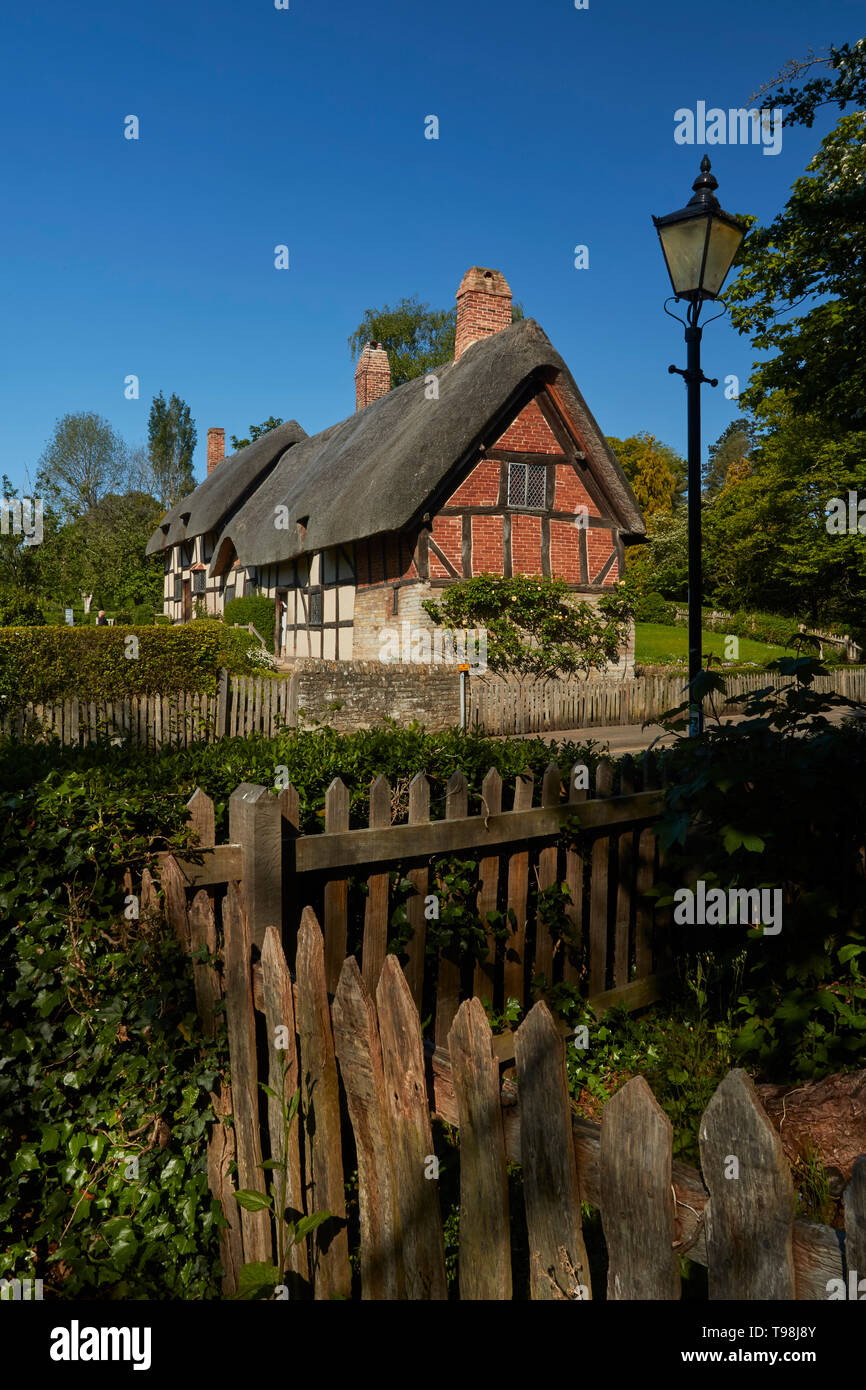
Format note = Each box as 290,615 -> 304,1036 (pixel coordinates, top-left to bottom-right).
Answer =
653,156 -> 746,736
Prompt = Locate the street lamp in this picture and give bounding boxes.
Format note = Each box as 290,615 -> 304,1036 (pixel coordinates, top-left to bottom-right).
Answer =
653,156 -> 746,736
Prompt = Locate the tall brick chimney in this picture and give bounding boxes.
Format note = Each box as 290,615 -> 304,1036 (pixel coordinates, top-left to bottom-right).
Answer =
207,427 -> 225,474
454,267 -> 512,361
354,342 -> 391,411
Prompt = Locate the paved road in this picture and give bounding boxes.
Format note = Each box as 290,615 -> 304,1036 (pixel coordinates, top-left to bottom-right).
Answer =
505,708 -> 862,755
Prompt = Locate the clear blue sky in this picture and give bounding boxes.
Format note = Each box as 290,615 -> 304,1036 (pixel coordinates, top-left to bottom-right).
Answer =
0,0 -> 857,495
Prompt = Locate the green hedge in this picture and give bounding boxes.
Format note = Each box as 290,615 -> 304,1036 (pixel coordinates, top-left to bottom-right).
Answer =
0,625 -> 226,702
224,595 -> 276,653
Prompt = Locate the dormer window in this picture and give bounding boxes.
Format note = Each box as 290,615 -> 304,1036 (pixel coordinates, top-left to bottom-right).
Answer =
508,461 -> 547,509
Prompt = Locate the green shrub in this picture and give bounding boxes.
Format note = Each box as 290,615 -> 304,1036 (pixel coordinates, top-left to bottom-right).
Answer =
131,604 -> 153,625
113,610 -> 133,625
632,591 -> 676,624
224,595 -> 277,653
0,588 -> 45,627
0,625 -> 226,703
154,613 -> 171,625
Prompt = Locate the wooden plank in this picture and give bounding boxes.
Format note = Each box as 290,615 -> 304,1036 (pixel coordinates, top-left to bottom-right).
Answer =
332,957 -> 402,1299
162,844 -> 242,888
140,867 -> 158,918
434,771 -> 468,1049
206,1081 -> 244,1296
845,1155 -> 866,1287
376,956 -> 447,1300
503,772 -> 534,1006
186,787 -> 215,847
362,776 -> 391,995
222,881 -> 272,1265
613,755 -> 636,990
635,827 -> 655,980
160,854 -> 191,951
188,890 -> 221,1038
588,835 -> 608,997
322,778 -> 350,995
404,773 -> 430,1011
563,759 -> 588,987
260,925 -> 308,1290
230,676 -> 239,739
473,767 -> 502,1002
294,789 -> 664,874
600,1075 -> 679,1298
448,998 -> 511,1300
295,907 -> 351,1300
699,1068 -> 796,1300
534,763 -> 561,986
216,667 -> 229,738
229,783 -> 282,950
515,1002 -> 591,1300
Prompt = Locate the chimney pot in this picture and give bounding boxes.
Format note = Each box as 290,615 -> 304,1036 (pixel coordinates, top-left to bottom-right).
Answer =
454,266 -> 513,361
207,427 -> 225,474
354,342 -> 391,411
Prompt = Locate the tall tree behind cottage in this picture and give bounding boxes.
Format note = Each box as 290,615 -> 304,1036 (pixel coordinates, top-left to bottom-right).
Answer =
348,295 -> 524,386
147,391 -> 197,509
35,412 -> 129,520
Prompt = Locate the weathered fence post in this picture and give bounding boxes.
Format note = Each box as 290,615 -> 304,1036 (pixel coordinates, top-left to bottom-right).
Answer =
216,666 -> 229,739
333,957 -> 402,1299
222,881 -> 272,1267
515,1002 -> 591,1300
229,783 -> 282,950
600,1075 -> 679,1299
699,1069 -> 796,1300
449,998 -> 511,1300
295,908 -> 352,1300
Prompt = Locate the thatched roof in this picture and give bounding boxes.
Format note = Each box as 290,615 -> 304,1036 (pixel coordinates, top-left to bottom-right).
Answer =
145,419 -> 307,555
212,317 -> 644,570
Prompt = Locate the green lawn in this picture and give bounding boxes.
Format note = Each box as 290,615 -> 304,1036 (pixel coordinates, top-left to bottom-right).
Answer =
635,622 -> 790,668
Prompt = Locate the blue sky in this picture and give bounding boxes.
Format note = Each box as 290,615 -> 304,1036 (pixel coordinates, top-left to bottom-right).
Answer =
0,0 -> 858,495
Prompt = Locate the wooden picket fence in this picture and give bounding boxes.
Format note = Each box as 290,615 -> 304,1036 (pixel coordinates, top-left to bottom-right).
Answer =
0,671 -> 292,747
4,666 -> 864,747
159,754 -> 675,1056
470,666 -> 866,735
142,867 -> 865,1301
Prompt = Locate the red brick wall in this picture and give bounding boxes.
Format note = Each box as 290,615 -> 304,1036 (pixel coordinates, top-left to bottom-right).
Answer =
429,516 -> 462,577
587,529 -> 619,585
446,458 -> 500,507
471,515 -> 503,573
511,513 -> 543,576
355,534 -> 419,589
549,519 -> 582,583
492,398 -> 563,454
553,462 -> 596,514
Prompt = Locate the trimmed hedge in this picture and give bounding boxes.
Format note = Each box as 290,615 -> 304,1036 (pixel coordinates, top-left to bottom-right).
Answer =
0,624 -> 225,702
224,595 -> 276,653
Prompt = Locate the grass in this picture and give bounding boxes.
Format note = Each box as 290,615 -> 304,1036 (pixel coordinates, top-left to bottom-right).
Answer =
635,622 -> 790,668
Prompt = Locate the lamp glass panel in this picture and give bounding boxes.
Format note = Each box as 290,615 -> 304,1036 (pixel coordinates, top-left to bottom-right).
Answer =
701,217 -> 745,296
658,218 -> 710,295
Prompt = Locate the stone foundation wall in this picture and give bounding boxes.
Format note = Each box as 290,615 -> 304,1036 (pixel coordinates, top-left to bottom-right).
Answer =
289,658 -> 460,732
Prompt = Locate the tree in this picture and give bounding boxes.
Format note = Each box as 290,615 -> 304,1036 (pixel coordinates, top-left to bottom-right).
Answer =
704,418 -> 753,499
35,413 -> 129,519
727,99 -> 866,426
37,491 -> 164,611
348,297 -> 525,387
606,433 -> 686,515
701,392 -> 866,627
422,574 -> 632,679
147,392 -> 197,508
229,416 -> 284,452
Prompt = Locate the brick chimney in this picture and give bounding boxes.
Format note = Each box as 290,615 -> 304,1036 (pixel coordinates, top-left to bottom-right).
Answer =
454,267 -> 512,361
354,342 -> 391,411
207,427 -> 225,474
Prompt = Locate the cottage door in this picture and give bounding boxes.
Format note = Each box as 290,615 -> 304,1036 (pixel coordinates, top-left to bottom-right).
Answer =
181,578 -> 192,622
